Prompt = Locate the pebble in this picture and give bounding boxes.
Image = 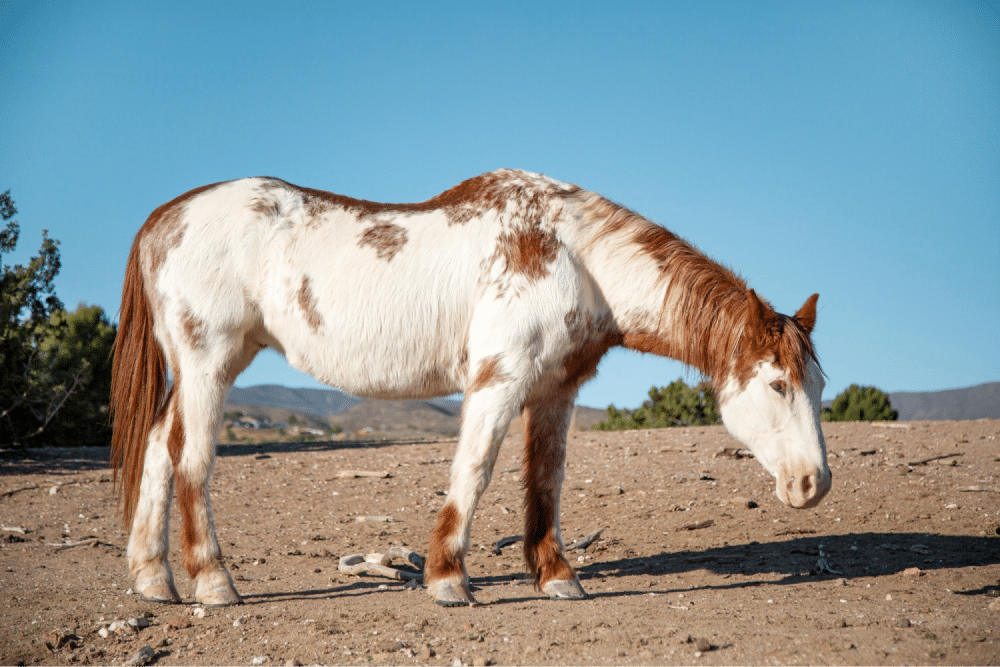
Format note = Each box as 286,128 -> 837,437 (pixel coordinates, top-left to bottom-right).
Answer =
835,578 -> 848,586
49,486 -> 59,495
98,627 -> 110,639
192,607 -> 206,618
902,567 -> 923,577
125,645 -> 155,666
109,620 -> 132,635
694,638 -> 712,652
166,616 -> 191,630
284,660 -> 301,667
892,618 -> 911,628
989,598 -> 1000,612
233,616 -> 247,627
472,658 -> 489,667
128,616 -> 151,629
252,657 -> 269,665
417,645 -> 435,660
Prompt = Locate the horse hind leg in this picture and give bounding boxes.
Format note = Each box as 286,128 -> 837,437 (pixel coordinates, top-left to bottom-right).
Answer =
170,334 -> 260,606
128,403 -> 181,603
522,392 -> 586,600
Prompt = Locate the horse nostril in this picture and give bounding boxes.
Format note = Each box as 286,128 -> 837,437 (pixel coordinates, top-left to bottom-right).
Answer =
786,477 -> 796,493
802,475 -> 814,497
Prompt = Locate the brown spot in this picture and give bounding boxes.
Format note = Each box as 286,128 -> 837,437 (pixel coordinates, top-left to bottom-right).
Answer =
494,226 -> 560,281
175,468 -> 204,578
250,195 -> 281,218
180,305 -> 206,350
563,311 -> 621,387
166,387 -> 184,467
358,222 -> 408,262
425,503 -> 464,581
467,355 -> 509,393
297,276 -> 324,332
139,182 -> 226,276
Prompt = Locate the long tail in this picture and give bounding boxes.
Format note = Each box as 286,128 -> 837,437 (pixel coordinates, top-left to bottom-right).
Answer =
110,239 -> 167,530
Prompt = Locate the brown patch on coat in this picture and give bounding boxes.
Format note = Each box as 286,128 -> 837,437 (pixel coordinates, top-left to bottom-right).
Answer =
273,169 -> 580,228
425,503 -> 464,581
180,305 -> 206,350
494,226 -> 560,281
250,194 -> 282,218
467,355 -> 509,393
297,276 -> 324,332
358,222 -> 408,261
138,182 -> 226,276
563,311 -> 621,387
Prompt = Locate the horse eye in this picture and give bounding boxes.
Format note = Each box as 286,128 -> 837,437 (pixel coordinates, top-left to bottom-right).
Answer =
770,381 -> 787,397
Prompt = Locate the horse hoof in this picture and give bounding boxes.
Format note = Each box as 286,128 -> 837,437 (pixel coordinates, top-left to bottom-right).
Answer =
542,578 -> 587,600
196,585 -> 243,607
137,583 -> 181,604
428,581 -> 477,607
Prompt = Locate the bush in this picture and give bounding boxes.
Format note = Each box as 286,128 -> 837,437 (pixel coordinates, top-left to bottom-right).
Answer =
591,379 -> 720,430
822,384 -> 897,422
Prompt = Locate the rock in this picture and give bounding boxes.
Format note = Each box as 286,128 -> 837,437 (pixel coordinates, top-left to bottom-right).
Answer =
192,607 -> 205,618
902,567 -> 923,577
892,618 -> 911,628
835,578 -> 848,586
49,486 -> 59,495
417,645 -> 435,660
109,620 -> 132,635
284,660 -> 301,667
125,645 -> 155,666
694,637 -> 712,652
252,657 -> 269,665
233,616 -> 247,627
472,658 -> 490,667
989,598 -> 1000,612
128,616 -> 151,629
166,616 -> 191,630
97,627 -> 110,639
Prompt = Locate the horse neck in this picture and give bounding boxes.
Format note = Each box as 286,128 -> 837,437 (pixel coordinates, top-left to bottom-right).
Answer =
567,191 -> 749,382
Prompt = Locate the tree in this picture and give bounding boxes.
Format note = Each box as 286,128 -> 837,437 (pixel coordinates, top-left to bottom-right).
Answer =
36,304 -> 117,446
591,379 -> 721,430
822,384 -> 897,422
0,190 -> 99,446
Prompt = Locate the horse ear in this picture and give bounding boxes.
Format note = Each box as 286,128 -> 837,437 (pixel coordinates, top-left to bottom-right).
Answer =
746,289 -> 765,331
794,293 -> 819,334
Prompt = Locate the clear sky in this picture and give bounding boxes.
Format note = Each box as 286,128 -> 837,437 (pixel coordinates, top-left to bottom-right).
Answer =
2,1 -> 997,409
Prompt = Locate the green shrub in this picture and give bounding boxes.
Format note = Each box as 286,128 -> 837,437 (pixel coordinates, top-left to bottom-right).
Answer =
592,379 -> 720,430
822,384 -> 897,422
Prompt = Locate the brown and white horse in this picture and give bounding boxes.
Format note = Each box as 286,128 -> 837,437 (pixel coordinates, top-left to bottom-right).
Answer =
111,169 -> 830,607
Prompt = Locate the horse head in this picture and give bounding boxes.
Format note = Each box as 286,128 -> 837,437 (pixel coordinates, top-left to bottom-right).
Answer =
716,291 -> 831,509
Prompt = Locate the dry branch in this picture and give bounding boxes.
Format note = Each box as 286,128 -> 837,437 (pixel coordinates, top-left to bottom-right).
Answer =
337,470 -> 390,478
492,535 -> 523,555
908,453 -> 964,466
678,520 -> 715,531
338,546 -> 423,581
566,528 -> 604,551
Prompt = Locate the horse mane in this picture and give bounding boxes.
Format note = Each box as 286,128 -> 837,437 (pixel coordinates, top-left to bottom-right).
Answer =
573,192 -> 817,389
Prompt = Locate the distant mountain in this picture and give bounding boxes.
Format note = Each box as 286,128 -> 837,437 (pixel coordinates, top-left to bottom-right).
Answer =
889,382 -> 999,421
227,381 -> 999,433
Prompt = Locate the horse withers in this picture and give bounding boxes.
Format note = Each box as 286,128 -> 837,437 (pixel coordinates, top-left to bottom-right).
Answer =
111,169 -> 830,607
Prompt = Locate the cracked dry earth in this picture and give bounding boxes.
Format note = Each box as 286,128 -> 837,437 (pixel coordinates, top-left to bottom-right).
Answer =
2,419 -> 999,666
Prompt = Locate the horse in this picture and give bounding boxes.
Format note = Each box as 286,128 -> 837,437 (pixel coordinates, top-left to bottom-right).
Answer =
110,169 -> 830,607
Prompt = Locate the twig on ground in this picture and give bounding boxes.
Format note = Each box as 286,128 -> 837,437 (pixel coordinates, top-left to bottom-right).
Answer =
492,535 -> 523,555
566,528 -> 604,551
337,470 -> 390,478
678,520 -> 715,531
338,546 -> 424,581
908,453 -> 963,466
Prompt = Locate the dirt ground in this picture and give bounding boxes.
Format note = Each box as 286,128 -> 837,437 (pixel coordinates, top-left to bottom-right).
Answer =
2,419 -> 999,666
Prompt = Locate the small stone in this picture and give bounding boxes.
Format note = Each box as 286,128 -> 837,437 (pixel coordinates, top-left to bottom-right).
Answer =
892,618 -> 911,628
109,620 -> 132,635
472,658 -> 489,667
417,645 -> 435,660
284,660 -> 301,667
192,607 -> 205,618
694,637 -> 712,652
835,578 -> 848,586
49,486 -> 59,495
252,657 -> 269,665
128,616 -> 151,629
902,567 -> 923,577
233,616 -> 248,627
97,628 -> 110,639
125,645 -> 155,666
166,616 -> 191,630
989,598 -> 1000,612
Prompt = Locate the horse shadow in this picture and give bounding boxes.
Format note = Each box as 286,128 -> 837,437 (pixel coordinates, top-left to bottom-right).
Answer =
569,531 -> 1000,595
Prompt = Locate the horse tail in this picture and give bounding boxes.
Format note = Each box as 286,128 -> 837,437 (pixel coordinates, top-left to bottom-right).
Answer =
110,237 -> 167,530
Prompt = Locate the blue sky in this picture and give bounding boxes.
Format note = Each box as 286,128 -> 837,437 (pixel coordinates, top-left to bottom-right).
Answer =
2,1 -> 997,409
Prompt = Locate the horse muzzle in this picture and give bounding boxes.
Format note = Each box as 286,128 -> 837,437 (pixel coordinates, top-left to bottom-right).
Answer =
775,467 -> 831,509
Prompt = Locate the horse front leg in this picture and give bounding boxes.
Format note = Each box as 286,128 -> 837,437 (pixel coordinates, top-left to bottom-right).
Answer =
522,392 -> 586,600
425,373 -> 521,606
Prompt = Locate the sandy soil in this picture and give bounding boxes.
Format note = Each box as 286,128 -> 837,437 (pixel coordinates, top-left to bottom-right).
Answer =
2,419 -> 998,666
